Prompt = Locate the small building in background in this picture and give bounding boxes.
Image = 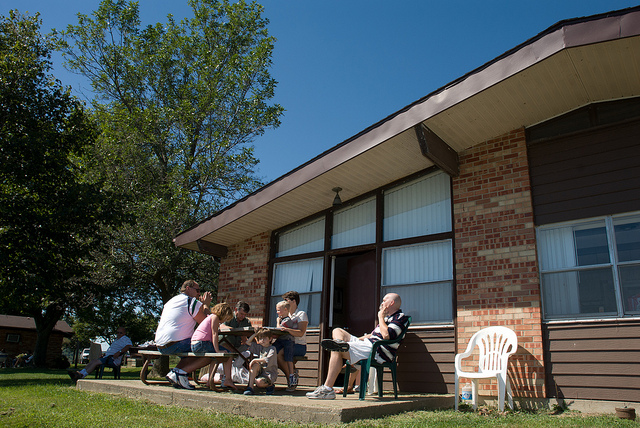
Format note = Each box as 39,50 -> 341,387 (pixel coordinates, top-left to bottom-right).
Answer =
0,314 -> 74,367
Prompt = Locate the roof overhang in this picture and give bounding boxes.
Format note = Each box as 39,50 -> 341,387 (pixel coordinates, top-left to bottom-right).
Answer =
174,7 -> 640,256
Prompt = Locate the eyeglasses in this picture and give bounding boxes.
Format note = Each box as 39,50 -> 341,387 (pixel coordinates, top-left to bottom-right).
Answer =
191,287 -> 201,294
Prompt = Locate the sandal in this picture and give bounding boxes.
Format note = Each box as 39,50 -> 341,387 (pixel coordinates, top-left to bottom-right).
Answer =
334,387 -> 355,394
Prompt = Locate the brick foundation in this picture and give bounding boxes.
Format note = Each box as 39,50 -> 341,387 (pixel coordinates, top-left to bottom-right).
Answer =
453,128 -> 545,399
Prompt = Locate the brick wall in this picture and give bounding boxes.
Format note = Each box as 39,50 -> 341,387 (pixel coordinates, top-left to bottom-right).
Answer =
218,231 -> 271,327
453,128 -> 545,399
0,328 -> 66,367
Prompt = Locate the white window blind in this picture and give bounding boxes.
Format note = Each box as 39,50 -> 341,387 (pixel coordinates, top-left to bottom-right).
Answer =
277,217 -> 325,257
270,258 -> 324,326
382,240 -> 453,323
383,171 -> 451,241
331,197 -> 376,249
537,213 -> 640,319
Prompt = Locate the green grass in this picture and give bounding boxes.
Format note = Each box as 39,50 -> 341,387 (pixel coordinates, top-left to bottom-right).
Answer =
0,368 -> 637,427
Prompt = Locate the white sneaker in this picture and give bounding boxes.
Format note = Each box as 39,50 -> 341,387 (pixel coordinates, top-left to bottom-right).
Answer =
175,372 -> 195,390
165,369 -> 178,387
306,385 -> 336,399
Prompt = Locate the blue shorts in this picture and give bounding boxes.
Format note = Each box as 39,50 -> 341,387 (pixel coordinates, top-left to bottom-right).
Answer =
274,340 -> 307,362
293,344 -> 306,358
98,355 -> 117,367
274,338 -> 294,361
158,338 -> 191,355
191,340 -> 215,353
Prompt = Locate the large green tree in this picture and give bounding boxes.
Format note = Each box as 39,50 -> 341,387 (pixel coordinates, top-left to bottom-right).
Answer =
57,0 -> 283,310
0,11 -> 127,366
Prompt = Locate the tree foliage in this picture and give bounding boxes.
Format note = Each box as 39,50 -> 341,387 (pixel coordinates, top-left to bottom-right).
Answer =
57,0 -> 283,307
0,10 -> 127,366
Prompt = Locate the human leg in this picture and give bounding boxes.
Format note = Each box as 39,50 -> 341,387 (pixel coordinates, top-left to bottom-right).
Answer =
291,343 -> 306,385
321,328 -> 355,352
280,339 -> 296,390
275,347 -> 290,379
221,358 -> 237,389
308,337 -> 370,399
82,356 -> 106,376
176,356 -> 211,373
331,328 -> 353,341
244,362 -> 261,395
167,356 -> 211,390
324,350 -> 350,388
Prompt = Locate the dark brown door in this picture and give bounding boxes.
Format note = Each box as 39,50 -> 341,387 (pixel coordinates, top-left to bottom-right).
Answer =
343,251 -> 377,337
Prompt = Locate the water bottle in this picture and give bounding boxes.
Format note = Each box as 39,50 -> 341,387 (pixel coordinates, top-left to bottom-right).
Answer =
461,382 -> 472,402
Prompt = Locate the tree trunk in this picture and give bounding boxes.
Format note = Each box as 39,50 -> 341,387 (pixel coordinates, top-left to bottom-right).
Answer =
32,302 -> 65,367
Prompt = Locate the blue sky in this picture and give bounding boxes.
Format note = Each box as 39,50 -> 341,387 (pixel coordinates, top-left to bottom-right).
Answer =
8,0 -> 640,184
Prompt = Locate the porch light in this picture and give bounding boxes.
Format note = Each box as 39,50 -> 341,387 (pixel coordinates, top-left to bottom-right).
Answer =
332,187 -> 342,206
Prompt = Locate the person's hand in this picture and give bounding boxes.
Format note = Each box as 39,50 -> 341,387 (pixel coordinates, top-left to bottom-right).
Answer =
378,300 -> 391,317
200,291 -> 212,305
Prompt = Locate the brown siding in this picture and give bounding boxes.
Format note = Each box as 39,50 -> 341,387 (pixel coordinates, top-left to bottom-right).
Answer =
296,330 -> 320,388
396,328 -> 456,393
544,320 -> 640,402
528,119 -> 640,225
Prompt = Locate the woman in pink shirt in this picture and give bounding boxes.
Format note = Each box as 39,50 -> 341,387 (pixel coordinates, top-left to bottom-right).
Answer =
191,302 -> 236,388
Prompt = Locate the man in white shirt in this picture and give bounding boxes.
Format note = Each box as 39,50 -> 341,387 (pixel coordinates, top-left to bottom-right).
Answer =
68,327 -> 132,382
155,279 -> 213,390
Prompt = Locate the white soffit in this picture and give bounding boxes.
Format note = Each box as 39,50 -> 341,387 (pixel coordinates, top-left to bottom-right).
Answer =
193,128 -> 431,248
424,37 -> 640,152
175,9 -> 640,253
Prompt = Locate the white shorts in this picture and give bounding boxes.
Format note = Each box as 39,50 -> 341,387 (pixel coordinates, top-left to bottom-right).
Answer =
347,335 -> 373,364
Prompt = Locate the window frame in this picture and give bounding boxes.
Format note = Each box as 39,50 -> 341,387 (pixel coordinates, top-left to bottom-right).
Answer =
269,168 -> 455,327
537,211 -> 640,321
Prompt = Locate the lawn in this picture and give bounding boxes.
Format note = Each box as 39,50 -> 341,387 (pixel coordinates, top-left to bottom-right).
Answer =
0,367 -> 637,427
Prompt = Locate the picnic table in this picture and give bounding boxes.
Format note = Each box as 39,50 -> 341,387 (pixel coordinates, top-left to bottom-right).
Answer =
218,326 -> 288,362
138,350 -> 237,389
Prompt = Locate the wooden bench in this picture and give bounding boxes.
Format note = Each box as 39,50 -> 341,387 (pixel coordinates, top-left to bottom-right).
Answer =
138,350 -> 236,389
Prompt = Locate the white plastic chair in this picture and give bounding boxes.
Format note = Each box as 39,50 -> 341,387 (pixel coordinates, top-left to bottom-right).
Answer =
454,326 -> 518,411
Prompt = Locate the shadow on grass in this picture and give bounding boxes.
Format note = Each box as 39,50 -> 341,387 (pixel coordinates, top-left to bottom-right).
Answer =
0,367 -> 142,388
0,368 -> 73,387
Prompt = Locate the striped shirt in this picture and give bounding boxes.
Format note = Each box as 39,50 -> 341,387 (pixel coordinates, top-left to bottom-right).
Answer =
367,310 -> 409,363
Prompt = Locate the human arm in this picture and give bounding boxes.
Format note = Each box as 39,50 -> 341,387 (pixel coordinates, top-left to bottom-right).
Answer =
252,345 -> 276,367
375,299 -> 396,339
210,315 -> 221,353
281,312 -> 308,337
246,331 -> 258,344
194,292 -> 213,322
112,344 -> 131,361
281,320 -> 307,337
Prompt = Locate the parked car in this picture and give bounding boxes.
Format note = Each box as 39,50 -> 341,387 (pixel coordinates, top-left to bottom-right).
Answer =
81,348 -> 91,364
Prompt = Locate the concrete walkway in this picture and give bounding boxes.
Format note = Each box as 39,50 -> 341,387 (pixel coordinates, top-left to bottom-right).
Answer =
77,379 -> 453,424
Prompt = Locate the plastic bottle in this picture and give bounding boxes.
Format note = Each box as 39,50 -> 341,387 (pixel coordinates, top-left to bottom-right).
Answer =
461,382 -> 472,401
